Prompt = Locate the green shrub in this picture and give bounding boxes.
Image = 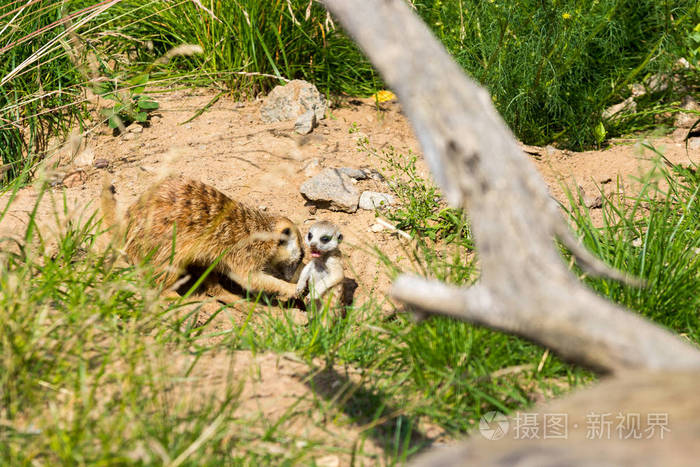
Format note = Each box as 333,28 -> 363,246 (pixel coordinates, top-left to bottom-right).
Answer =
79,0 -> 381,96
415,0 -> 699,148
0,1 -> 89,180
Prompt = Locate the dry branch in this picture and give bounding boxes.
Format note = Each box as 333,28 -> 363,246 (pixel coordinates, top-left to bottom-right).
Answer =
321,0 -> 700,373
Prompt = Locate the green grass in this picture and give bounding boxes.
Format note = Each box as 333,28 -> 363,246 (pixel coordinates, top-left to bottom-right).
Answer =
417,0 -> 700,148
564,144 -> 700,338
0,1 -> 91,181
2,140 -> 699,462
0,0 -> 381,185
3,1 -> 699,185
0,178 -> 390,464
85,0 -> 381,97
2,1 -> 700,461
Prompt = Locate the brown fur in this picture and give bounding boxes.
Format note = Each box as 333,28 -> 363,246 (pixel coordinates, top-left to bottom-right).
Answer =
101,176 -> 303,300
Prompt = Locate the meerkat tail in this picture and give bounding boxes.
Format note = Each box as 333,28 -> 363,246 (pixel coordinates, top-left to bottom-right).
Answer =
100,178 -> 118,231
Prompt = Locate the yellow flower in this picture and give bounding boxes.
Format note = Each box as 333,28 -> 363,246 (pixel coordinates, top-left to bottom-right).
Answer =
562,12 -> 572,20
373,90 -> 396,103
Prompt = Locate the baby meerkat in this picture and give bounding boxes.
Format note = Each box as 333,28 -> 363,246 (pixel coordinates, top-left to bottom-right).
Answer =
101,176 -> 303,301
296,221 -> 345,306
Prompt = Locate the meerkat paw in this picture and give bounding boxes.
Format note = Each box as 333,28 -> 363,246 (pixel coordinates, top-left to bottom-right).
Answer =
278,282 -> 298,301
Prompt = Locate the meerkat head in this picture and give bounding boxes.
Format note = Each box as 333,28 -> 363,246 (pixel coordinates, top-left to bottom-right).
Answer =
306,220 -> 342,259
270,217 -> 304,280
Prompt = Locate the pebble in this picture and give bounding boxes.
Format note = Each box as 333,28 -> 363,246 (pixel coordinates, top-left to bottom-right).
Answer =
94,158 -> 109,169
359,191 -> 394,210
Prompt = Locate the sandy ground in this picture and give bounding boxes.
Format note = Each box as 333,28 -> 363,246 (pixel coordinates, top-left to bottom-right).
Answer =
2,88 -> 698,462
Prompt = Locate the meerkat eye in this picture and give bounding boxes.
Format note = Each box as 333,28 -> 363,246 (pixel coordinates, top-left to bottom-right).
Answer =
320,235 -> 331,243
279,227 -> 291,245
337,233 -> 343,243
307,232 -> 313,241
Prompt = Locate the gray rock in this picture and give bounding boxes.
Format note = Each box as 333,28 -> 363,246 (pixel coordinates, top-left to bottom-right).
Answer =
602,97 -> 636,120
676,58 -> 691,69
628,83 -> 646,98
688,137 -> 700,150
127,123 -> 143,134
544,145 -> 559,157
367,169 -> 385,182
674,95 -> 700,129
94,158 -> 109,169
300,168 -> 359,213
584,195 -> 603,209
337,167 -> 370,180
261,80 -> 326,124
302,158 -> 322,177
645,73 -> 670,93
359,191 -> 395,210
294,109 -> 317,135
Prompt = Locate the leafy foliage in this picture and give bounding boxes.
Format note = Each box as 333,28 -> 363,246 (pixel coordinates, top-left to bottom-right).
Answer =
416,0 -> 699,148
96,73 -> 159,129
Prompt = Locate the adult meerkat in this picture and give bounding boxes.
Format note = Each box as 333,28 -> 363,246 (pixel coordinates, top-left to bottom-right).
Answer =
296,221 -> 345,308
101,176 -> 303,301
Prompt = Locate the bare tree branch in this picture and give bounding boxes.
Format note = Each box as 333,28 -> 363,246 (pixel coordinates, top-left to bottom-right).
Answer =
321,0 -> 700,373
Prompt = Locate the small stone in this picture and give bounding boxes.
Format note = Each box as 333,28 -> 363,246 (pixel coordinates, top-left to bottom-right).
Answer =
94,158 -> 109,169
676,58 -> 691,69
674,95 -> 700,129
602,97 -> 636,120
315,455 -> 339,467
631,238 -> 643,248
73,146 -> 94,167
645,73 -> 669,93
150,115 -> 161,124
127,124 -> 143,134
688,137 -> 700,150
367,169 -> 385,182
260,79 -> 326,123
370,223 -> 384,233
544,145 -> 559,157
294,109 -> 317,135
300,168 -> 360,213
258,205 -> 267,211
628,83 -> 646,98
359,191 -> 394,210
123,132 -> 138,141
337,167 -> 369,180
584,195 -> 603,209
303,158 -> 322,177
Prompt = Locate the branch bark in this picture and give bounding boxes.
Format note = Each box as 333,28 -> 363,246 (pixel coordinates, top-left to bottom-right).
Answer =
322,0 -> 700,373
